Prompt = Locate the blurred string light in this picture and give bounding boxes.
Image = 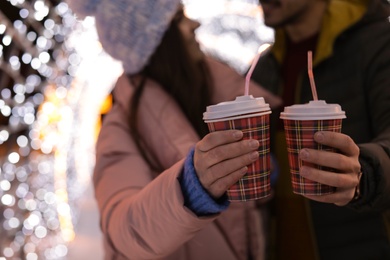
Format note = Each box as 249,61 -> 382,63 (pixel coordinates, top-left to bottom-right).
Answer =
0,0 -> 122,258
0,0 -> 81,259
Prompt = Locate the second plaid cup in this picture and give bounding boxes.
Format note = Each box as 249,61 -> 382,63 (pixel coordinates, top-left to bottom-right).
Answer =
280,100 -> 346,195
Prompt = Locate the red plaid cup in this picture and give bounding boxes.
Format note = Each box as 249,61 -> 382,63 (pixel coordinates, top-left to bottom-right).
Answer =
283,119 -> 343,195
203,95 -> 272,201
280,100 -> 346,196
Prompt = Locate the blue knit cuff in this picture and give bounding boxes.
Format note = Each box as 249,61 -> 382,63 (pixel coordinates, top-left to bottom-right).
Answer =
179,147 -> 230,216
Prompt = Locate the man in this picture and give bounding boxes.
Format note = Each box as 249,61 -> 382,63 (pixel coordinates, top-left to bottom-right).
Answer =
252,0 -> 390,259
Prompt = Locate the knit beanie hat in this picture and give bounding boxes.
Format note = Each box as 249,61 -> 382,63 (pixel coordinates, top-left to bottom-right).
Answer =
67,0 -> 182,74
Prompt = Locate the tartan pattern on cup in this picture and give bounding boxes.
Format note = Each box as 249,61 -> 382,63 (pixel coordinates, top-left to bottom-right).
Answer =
283,119 -> 343,195
207,114 -> 271,201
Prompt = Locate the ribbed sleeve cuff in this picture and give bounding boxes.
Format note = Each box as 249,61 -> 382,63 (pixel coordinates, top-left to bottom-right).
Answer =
179,147 -> 230,216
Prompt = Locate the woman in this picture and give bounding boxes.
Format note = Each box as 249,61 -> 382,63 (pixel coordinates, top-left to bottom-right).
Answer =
68,0 -> 281,259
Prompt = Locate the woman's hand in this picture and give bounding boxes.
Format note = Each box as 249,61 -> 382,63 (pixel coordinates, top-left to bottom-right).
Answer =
298,131 -> 362,206
193,130 -> 260,199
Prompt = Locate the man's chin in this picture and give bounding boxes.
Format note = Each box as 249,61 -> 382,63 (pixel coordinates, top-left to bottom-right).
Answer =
263,19 -> 282,28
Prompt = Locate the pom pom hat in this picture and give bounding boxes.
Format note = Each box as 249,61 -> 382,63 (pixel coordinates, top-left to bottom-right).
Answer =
67,0 -> 182,74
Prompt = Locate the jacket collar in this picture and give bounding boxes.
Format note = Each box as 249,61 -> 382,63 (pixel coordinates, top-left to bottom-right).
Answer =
271,0 -> 369,66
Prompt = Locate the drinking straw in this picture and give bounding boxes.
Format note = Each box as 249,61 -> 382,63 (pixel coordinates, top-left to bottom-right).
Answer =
307,50 -> 318,100
245,43 -> 271,96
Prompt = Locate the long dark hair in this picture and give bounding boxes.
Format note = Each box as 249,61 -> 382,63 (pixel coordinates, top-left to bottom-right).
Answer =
128,12 -> 213,172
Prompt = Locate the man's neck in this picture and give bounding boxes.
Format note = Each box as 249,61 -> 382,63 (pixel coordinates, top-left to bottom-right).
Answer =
285,2 -> 327,43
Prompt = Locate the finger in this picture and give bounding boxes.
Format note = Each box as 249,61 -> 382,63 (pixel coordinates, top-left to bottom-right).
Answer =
197,139 -> 260,172
197,130 -> 243,152
303,193 -> 337,203
314,131 -> 359,157
204,150 -> 260,185
299,148 -> 358,172
303,191 -> 352,206
299,166 -> 359,189
207,166 -> 248,199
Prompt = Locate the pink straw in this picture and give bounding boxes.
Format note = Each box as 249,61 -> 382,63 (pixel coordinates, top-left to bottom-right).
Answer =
307,51 -> 318,100
245,43 -> 271,96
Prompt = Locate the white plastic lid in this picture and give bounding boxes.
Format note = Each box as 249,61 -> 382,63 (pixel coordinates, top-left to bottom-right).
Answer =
280,100 -> 346,120
203,95 -> 271,121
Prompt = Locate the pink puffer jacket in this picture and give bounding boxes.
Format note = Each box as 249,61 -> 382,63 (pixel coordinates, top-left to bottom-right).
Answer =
93,57 -> 282,260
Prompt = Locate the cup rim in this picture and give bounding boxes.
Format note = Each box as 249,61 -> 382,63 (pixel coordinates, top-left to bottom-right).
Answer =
279,100 -> 346,120
280,113 -> 346,120
203,95 -> 271,120
204,111 -> 271,123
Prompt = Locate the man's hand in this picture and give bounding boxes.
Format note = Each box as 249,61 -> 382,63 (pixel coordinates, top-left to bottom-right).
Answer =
298,131 -> 362,206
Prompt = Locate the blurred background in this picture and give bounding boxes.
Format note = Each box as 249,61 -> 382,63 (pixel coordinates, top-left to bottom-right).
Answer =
0,0 -> 274,259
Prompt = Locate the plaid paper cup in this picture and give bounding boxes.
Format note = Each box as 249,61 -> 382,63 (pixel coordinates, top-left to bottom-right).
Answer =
207,113 -> 271,201
283,119 -> 343,195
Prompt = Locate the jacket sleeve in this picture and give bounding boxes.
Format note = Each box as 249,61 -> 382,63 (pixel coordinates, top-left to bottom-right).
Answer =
93,97 -> 218,259
348,24 -> 390,211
